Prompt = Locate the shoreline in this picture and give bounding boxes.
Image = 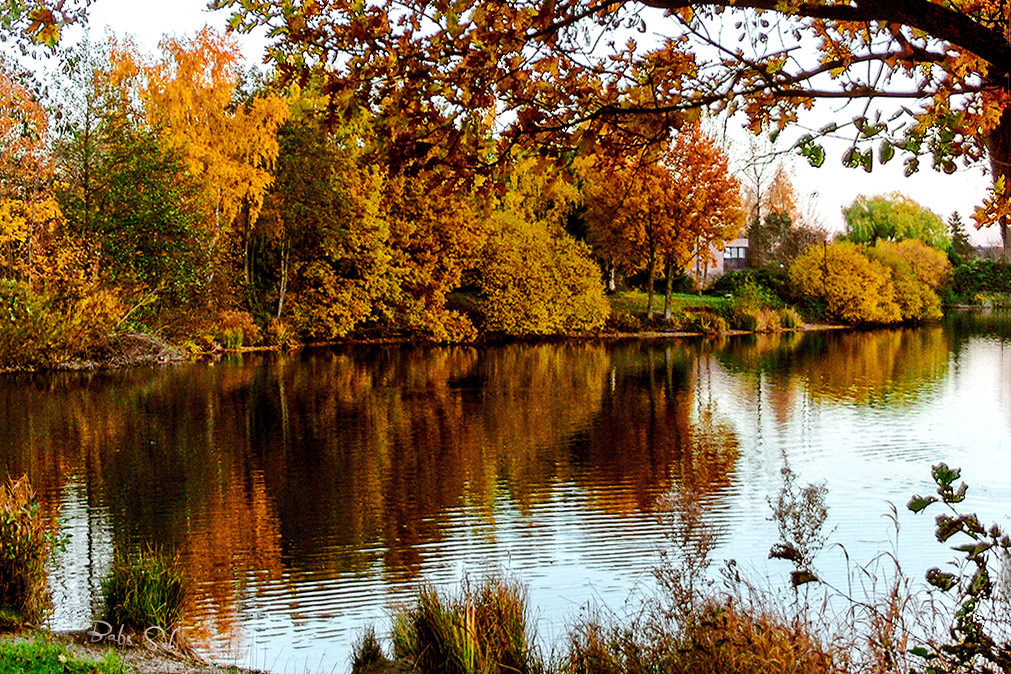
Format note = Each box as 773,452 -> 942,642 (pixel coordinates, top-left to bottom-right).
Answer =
0,322 -> 871,375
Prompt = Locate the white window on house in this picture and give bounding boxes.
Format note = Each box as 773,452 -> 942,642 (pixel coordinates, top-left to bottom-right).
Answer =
724,247 -> 746,259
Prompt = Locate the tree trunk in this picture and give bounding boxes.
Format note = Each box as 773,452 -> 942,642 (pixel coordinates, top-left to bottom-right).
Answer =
664,258 -> 674,320
646,252 -> 656,319
987,107 -> 1011,261
276,235 -> 291,320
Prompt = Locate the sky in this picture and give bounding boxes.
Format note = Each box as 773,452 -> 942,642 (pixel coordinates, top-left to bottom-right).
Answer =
67,0 -> 1001,246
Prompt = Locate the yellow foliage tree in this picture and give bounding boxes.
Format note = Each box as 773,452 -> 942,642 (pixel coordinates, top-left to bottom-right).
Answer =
865,240 -> 950,322
261,102 -> 392,339
480,156 -> 609,335
866,244 -> 942,322
138,27 -> 289,296
0,68 -> 56,283
880,239 -> 952,291
789,242 -> 901,325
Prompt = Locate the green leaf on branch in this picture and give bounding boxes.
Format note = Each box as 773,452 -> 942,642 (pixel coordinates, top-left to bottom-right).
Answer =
842,146 -> 860,169
908,494 -> 938,513
879,141 -> 895,164
953,541 -> 992,561
968,566 -> 991,597
932,463 -> 961,489
926,567 -> 958,591
795,134 -> 825,167
860,149 -> 873,172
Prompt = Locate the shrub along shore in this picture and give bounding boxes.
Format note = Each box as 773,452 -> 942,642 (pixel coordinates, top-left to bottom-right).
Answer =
0,279 -> 888,373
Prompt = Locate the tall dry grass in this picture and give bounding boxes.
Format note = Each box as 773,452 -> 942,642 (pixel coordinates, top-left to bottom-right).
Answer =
0,476 -> 62,625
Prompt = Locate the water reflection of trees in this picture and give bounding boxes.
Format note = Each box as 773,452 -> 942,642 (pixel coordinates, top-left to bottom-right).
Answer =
717,327 -> 952,407
571,344 -> 739,514
0,342 -> 741,646
946,309 -> 1011,346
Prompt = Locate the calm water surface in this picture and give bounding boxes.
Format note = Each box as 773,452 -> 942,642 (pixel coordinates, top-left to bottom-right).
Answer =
4,315 -> 1011,672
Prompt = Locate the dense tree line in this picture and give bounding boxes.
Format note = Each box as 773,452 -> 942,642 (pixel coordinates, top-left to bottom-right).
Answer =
0,29 -> 748,365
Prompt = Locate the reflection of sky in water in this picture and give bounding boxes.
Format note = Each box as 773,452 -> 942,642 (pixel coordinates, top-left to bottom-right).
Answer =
7,319 -> 1011,673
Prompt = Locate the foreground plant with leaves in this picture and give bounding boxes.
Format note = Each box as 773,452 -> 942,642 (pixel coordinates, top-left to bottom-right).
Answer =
907,463 -> 1011,672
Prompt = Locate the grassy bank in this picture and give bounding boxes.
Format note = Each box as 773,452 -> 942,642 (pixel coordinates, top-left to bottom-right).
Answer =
0,639 -> 128,674
606,288 -> 806,335
608,290 -> 728,316
0,632 -> 257,674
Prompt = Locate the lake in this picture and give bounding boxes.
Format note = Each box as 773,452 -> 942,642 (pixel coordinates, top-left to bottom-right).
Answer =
3,314 -> 1011,672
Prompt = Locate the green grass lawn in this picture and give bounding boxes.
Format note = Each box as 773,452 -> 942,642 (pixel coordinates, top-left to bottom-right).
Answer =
609,290 -> 727,317
0,640 -> 130,674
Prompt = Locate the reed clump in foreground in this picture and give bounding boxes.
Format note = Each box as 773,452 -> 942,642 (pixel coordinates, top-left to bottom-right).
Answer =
99,545 -> 187,632
0,476 -> 63,626
354,575 -> 543,674
565,596 -> 841,674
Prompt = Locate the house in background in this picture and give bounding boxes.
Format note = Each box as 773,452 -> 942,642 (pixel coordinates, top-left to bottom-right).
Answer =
691,236 -> 749,286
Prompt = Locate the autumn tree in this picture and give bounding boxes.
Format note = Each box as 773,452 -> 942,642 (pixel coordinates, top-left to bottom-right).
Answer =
585,157 -> 669,318
585,126 -> 742,319
1,64 -> 127,364
790,239 -> 948,324
660,126 -> 743,317
746,165 -> 826,268
790,242 -> 901,325
47,39 -> 204,303
380,173 -> 487,341
257,96 -> 391,338
0,66 -> 57,284
866,241 -> 948,321
844,193 -> 950,251
50,38 -> 111,236
138,27 -> 288,301
479,154 -> 609,335
215,0 -> 1011,256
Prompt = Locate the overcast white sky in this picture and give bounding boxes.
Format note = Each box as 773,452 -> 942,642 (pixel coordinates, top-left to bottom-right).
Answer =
68,0 -> 1000,245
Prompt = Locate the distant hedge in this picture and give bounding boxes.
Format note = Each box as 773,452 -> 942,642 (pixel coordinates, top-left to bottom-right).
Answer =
950,259 -> 1011,302
706,269 -> 789,300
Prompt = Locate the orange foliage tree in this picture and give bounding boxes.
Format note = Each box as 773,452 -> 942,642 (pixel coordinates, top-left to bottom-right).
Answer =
762,166 -> 801,224
585,125 -> 743,319
215,0 -> 1011,253
0,67 -> 58,283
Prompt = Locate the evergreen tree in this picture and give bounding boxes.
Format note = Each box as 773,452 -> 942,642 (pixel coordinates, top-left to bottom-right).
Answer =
948,212 -> 975,266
